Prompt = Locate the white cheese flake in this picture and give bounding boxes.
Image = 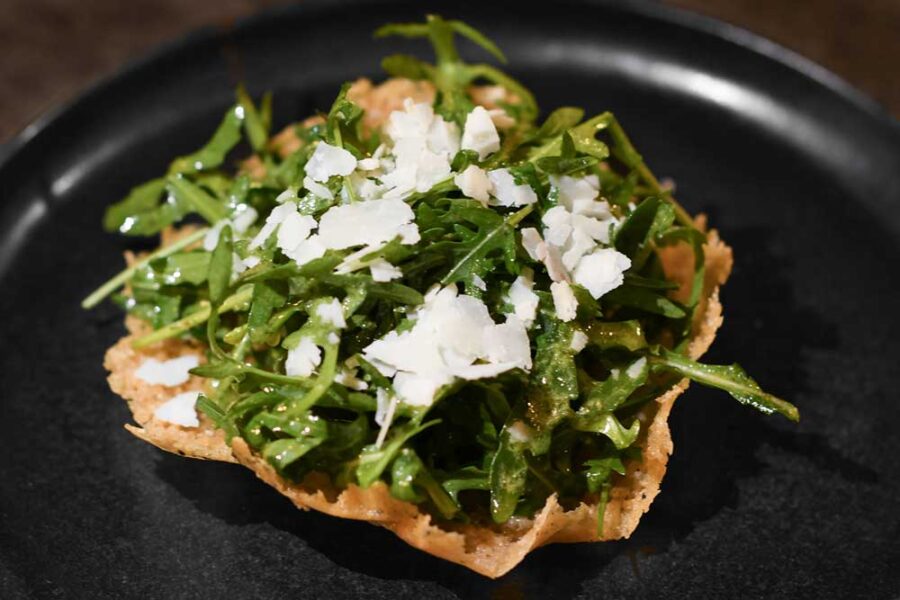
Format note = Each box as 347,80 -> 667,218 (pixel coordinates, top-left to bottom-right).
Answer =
453,164 -> 492,205
461,106 -> 500,160
249,202 -> 298,250
626,357 -> 647,379
316,299 -> 346,329
306,142 -> 357,182
487,168 -> 538,207
369,259 -> 402,282
471,274 -> 487,291
154,391 -> 200,427
506,269 -> 539,327
363,286 -> 534,407
285,337 -> 322,378
357,157 -> 381,171
303,175 -> 334,200
570,330 -> 589,352
374,388 -> 400,448
380,99 -> 460,198
550,281 -> 578,322
317,198 -> 419,249
276,211 -> 317,255
573,248 -> 631,299
135,355 -> 199,387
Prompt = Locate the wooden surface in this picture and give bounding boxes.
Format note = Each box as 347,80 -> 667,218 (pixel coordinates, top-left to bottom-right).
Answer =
1,0 -> 898,141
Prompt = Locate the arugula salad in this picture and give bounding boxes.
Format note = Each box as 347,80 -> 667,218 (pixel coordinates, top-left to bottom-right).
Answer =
85,16 -> 798,530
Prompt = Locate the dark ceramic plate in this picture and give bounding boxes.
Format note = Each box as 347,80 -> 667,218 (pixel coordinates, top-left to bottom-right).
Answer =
1,1 -> 899,598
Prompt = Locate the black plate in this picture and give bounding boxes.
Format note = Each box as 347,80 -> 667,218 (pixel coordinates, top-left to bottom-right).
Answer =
2,1 -> 899,598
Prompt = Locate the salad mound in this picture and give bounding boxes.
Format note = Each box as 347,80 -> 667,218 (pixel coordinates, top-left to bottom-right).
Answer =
88,16 -> 797,577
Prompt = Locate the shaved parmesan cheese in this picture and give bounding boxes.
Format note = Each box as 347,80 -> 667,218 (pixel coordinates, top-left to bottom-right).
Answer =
573,248 -> 631,299
380,99 -> 460,198
471,274 -> 487,291
316,299 -> 346,328
454,164 -> 492,204
363,286 -> 534,407
154,391 -> 200,427
317,198 -> 419,249
306,142 -> 357,182
369,259 -> 402,282
506,270 -> 539,327
487,169 -> 538,207
570,330 -> 589,352
303,175 -> 334,200
357,157 -> 381,171
203,207 -> 260,250
231,205 -> 259,233
627,357 -> 647,378
461,106 -> 500,159
276,211 -> 317,254
249,202 -> 298,250
285,337 -> 322,378
334,358 -> 368,391
282,235 -> 326,266
520,227 -> 543,260
374,388 -> 400,448
135,355 -> 199,387
550,281 -> 578,322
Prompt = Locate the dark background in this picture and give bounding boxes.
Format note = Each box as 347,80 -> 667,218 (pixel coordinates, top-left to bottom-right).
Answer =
1,0 -> 899,141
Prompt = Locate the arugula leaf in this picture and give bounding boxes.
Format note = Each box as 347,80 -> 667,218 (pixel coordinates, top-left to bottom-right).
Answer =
207,225 -> 233,306
356,420 -> 440,487
169,104 -> 244,174
584,456 -> 627,535
603,285 -> 686,319
489,419 -> 530,523
438,202 -> 531,290
102,178 -> 179,235
525,315 -> 578,431
237,85 -> 270,153
390,448 -> 459,519
651,348 -> 799,421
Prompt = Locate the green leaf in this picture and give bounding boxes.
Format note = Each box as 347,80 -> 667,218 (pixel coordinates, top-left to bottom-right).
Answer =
583,320 -> 648,351
651,348 -> 799,422
381,54 -> 435,80
169,104 -> 243,174
248,280 -> 287,343
530,107 -> 584,142
438,202 -> 531,288
196,393 -> 239,441
489,419 -> 530,523
357,420 -> 440,488
102,178 -> 179,235
81,227 -> 208,309
441,467 -> 490,502
263,436 -> 326,471
579,356 -> 650,414
584,456 -> 627,535
525,315 -> 579,431
207,225 -> 233,306
237,85 -> 270,153
389,448 -> 459,519
603,285 -> 686,319
584,457 -> 626,493
448,19 -> 506,63
166,175 -> 229,224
